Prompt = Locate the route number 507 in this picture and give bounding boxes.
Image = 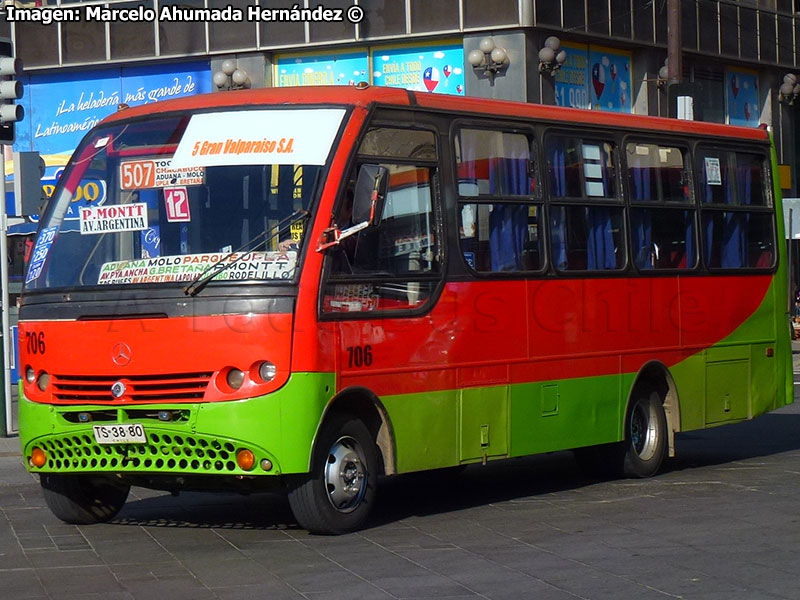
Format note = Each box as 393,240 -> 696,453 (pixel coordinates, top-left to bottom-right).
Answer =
120,161 -> 155,189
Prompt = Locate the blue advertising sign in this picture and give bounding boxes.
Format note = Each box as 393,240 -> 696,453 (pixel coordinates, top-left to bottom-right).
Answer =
587,47 -> 632,112
727,69 -> 759,127
9,61 -> 211,217
555,42 -> 590,109
275,51 -> 369,87
13,61 -> 212,158
373,45 -> 464,95
24,70 -> 121,156
555,44 -> 632,113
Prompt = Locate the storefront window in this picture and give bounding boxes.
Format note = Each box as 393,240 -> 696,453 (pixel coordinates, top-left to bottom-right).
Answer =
110,1 -> 156,60
209,0 -> 257,50
360,0 -> 407,37
62,20 -> 106,64
410,0 -> 459,32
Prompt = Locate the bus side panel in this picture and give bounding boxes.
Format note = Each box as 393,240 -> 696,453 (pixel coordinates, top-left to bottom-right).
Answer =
669,353 -> 707,431
671,276 -> 781,432
335,282 -> 529,473
380,390 -> 459,473
508,373 -> 622,457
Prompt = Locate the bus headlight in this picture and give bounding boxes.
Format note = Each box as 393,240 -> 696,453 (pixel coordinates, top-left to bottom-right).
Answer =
226,368 -> 245,390
257,361 -> 277,382
37,372 -> 50,392
25,366 -> 35,384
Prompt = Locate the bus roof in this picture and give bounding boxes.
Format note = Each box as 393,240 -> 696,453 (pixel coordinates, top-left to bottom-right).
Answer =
102,84 -> 770,142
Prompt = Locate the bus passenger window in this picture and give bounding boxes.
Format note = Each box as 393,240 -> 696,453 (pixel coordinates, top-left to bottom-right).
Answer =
546,135 -> 624,272
459,204 -> 541,271
697,148 -> 774,269
455,128 -> 541,273
546,137 -> 616,200
625,142 -> 696,271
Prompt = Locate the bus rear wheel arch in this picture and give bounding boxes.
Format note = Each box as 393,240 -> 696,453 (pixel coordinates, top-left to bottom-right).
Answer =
575,365 -> 675,479
622,389 -> 668,478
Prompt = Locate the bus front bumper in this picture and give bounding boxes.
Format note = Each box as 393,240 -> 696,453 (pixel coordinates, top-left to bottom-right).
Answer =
18,372 -> 334,479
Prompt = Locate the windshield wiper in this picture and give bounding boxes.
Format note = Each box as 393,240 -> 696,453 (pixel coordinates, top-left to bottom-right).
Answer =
183,209 -> 310,297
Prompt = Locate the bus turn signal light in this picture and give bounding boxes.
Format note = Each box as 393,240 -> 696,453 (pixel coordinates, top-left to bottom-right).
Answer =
30,447 -> 46,468
236,449 -> 255,471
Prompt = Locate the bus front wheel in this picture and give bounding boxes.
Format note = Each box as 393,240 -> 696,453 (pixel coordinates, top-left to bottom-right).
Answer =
622,391 -> 667,478
40,473 -> 130,524
288,414 -> 378,535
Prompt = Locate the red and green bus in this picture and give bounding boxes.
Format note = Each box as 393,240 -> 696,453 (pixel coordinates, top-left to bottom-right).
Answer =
18,86 -> 792,534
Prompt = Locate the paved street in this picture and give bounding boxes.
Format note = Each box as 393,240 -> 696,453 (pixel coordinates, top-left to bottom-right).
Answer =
3,380 -> 800,600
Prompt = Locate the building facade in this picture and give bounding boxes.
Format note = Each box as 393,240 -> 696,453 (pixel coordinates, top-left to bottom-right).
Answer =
10,1 -> 800,192
2,0 -> 799,432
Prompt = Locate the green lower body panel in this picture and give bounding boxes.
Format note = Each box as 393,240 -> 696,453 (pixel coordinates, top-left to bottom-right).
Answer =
19,372 -> 335,477
380,373 -> 625,474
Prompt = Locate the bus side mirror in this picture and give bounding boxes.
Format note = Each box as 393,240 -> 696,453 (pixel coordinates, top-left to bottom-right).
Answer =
352,164 -> 388,227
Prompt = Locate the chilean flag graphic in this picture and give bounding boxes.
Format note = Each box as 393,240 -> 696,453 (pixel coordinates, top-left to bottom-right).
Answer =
423,67 -> 440,92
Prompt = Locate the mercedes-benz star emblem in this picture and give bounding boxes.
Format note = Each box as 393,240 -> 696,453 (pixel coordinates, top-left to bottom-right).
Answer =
111,342 -> 132,367
111,381 -> 127,398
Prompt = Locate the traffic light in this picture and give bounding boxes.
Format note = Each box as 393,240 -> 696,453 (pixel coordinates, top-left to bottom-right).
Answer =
13,151 -> 45,216
0,38 -> 23,144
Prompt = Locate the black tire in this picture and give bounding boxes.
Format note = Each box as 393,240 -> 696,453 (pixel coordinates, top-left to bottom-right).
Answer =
622,390 -> 668,478
40,473 -> 130,524
287,414 -> 378,535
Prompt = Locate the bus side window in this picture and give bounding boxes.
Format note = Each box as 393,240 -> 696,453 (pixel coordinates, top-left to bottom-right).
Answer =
455,128 -> 541,273
546,135 -> 625,272
626,142 -> 697,271
323,163 -> 442,314
698,148 -> 774,269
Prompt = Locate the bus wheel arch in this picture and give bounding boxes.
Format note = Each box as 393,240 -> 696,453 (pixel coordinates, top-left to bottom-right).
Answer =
621,362 -> 680,478
287,387 -> 394,534
627,361 -> 681,459
314,387 -> 396,477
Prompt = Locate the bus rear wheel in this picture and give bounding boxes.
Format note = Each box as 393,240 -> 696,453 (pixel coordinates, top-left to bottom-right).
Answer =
622,391 -> 667,478
287,414 -> 378,535
40,473 -> 130,524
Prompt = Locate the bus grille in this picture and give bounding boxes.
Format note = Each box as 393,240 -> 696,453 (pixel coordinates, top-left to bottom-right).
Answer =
31,431 -> 262,476
51,372 -> 213,403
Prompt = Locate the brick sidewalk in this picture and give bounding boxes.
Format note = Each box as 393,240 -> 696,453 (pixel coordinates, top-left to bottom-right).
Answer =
0,435 -> 20,456
3,402 -> 800,599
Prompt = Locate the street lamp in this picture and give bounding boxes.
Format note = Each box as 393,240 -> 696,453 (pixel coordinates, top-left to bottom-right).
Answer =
213,59 -> 251,91
538,36 -> 566,76
779,73 -> 800,105
467,37 -> 510,86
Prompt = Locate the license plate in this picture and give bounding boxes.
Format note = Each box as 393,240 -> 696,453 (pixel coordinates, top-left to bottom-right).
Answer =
92,423 -> 146,445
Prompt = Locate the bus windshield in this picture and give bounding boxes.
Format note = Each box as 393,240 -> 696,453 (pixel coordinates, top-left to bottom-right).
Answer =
25,107 -> 346,291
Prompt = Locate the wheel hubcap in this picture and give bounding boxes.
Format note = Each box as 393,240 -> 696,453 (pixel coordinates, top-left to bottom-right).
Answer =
324,436 -> 367,513
631,401 -> 659,461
